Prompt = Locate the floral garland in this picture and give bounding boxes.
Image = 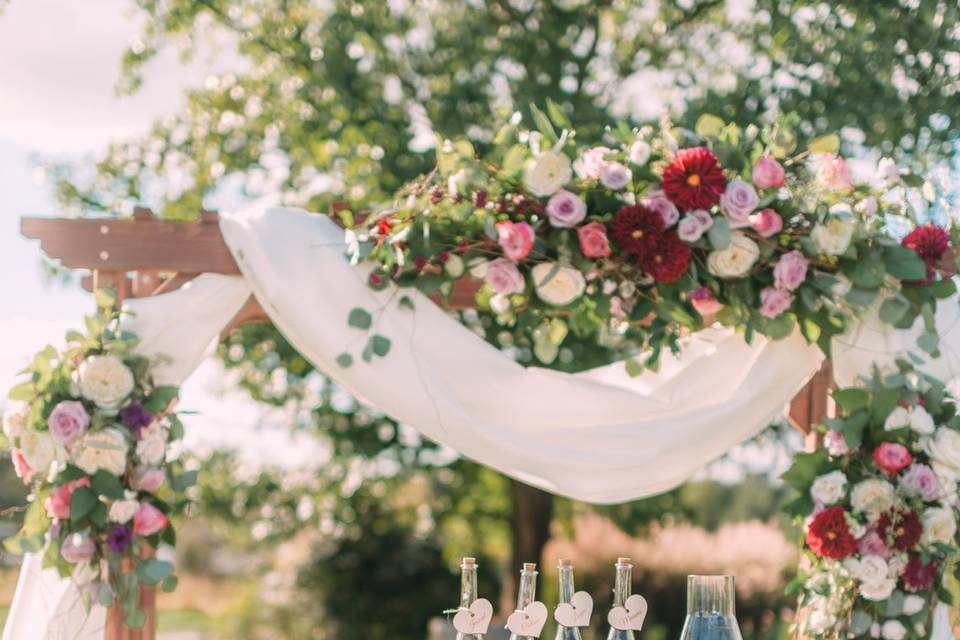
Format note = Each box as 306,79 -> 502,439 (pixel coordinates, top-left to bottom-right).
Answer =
1,292 -> 194,629
341,106 -> 957,373
784,363 -> 960,639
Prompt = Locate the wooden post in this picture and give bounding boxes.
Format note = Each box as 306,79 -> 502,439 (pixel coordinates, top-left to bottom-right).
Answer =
104,546 -> 156,640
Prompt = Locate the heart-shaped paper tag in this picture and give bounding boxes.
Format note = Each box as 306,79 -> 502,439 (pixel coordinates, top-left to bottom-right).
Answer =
453,598 -> 493,635
506,601 -> 548,638
607,594 -> 648,631
553,591 -> 593,628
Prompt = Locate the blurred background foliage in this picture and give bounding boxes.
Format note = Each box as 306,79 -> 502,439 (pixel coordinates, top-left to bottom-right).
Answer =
4,0 -> 960,637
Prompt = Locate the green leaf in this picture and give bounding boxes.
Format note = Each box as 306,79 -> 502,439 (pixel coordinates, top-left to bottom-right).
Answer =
94,288 -> 117,309
125,607 -> 147,629
545,98 -> 571,130
369,334 -> 391,358
137,558 -> 174,585
706,216 -> 731,250
625,359 -> 644,378
501,145 -> 527,177
884,245 -> 927,281
160,575 -> 179,593
917,331 -> 939,354
871,387 -> 901,424
97,583 -> 114,608
878,296 -> 911,324
142,385 -> 179,413
528,103 -> 559,145
780,449 -> 829,491
808,133 -> 840,153
69,486 -> 98,521
335,353 -> 353,368
91,470 -> 125,500
171,469 -> 198,492
347,307 -> 372,330
833,388 -> 870,413
3,532 -> 44,555
8,382 -> 35,401
694,114 -> 725,139
398,295 -> 415,310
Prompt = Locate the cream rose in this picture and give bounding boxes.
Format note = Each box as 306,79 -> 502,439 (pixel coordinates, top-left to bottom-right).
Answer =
924,427 -> 960,480
444,254 -> 465,278
909,406 -> 936,435
19,429 -> 59,474
532,263 -> 586,306
922,506 -> 956,545
2,402 -> 29,441
883,406 -> 910,431
707,233 -> 759,279
71,428 -> 129,476
523,151 -> 572,197
811,218 -> 855,256
810,470 -> 847,505
78,355 -> 135,411
850,478 -> 896,516
136,431 -> 167,466
860,577 -> 897,602
109,493 -> 140,524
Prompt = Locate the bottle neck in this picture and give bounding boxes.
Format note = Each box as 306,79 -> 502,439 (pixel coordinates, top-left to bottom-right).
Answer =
612,563 -> 632,607
686,575 -> 736,617
515,569 -> 538,611
460,566 -> 478,609
557,565 -> 576,603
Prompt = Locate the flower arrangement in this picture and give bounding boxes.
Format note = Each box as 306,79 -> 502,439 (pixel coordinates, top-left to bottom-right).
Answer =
342,105 -> 957,373
783,362 -> 960,639
1,291 -> 195,629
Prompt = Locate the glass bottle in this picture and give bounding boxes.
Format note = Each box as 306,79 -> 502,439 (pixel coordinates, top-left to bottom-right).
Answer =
678,575 -> 744,640
606,557 -> 636,640
554,559 -> 584,640
454,557 -> 484,640
509,562 -> 539,640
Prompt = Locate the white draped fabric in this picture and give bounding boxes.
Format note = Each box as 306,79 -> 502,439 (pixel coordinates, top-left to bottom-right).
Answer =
4,205 -> 957,638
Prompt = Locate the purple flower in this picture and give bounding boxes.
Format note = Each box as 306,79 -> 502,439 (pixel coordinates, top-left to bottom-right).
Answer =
545,190 -> 586,228
106,525 -> 132,554
120,401 -> 153,439
47,401 -> 90,446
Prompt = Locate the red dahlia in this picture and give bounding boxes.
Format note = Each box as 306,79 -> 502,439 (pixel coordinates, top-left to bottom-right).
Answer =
642,234 -> 691,283
806,507 -> 858,559
661,147 -> 727,210
902,224 -> 951,282
902,553 -> 938,592
877,508 -> 923,551
611,205 -> 664,255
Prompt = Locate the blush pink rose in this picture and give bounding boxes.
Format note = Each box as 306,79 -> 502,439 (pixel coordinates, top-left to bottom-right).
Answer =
760,287 -> 792,318
484,258 -> 525,295
824,431 -> 849,457
751,156 -> 785,189
774,250 -> 809,291
133,503 -> 169,536
546,190 -> 586,228
495,221 -> 534,262
599,162 -> 632,190
811,153 -> 853,192
859,530 -> 892,559
577,222 -> 611,258
47,400 -> 90,446
873,442 -> 913,475
719,178 -> 759,228
134,466 -> 166,494
750,208 -> 783,238
574,146 -> 613,179
900,463 -> 940,501
45,478 -> 92,520
11,448 -> 34,484
643,190 -> 680,228
61,533 -> 95,563
689,287 -> 723,316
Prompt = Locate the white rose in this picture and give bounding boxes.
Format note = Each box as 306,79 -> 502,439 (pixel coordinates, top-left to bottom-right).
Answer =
136,432 -> 167,466
845,555 -> 889,584
20,429 -> 59,473
109,496 -> 139,524
2,402 -> 29,441
523,151 -> 572,197
860,577 -> 897,602
811,470 -> 847,505
628,140 -> 651,166
902,594 -> 925,616
78,355 -> 134,411
811,218 -> 855,256
71,428 -> 128,476
707,233 -> 759,279
884,406 -> 911,431
922,506 -> 956,545
924,428 -> 960,479
532,263 -> 585,307
881,620 -> 906,640
444,254 -> 465,278
851,478 -> 897,516
468,257 -> 488,279
908,406 -> 936,435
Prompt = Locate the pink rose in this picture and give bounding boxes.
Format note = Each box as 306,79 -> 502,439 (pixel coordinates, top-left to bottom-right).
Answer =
811,153 -> 853,192
47,400 -> 90,446
824,431 -> 849,457
750,208 -> 783,238
760,287 -> 792,318
11,448 -> 34,484
484,258 -> 525,295
873,442 -> 912,475
574,146 -> 612,179
133,503 -> 169,536
599,162 -> 632,190
495,221 -> 534,262
546,190 -> 586,228
900,463 -> 941,501
678,209 -> 713,242
719,178 -> 758,228
643,190 -> 679,227
61,533 -> 95,563
133,466 -> 166,494
773,250 -> 808,291
859,530 -> 892,559
751,156 -> 785,190
577,222 -> 611,258
45,478 -> 91,520
689,287 -> 723,316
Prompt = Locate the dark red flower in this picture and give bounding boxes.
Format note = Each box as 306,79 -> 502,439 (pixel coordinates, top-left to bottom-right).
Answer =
806,507 -> 858,559
902,553 -> 938,592
414,256 -> 428,271
641,234 -> 691,283
902,224 -> 951,283
661,147 -> 727,210
611,205 -> 664,255
376,219 -> 393,236
877,508 -> 923,551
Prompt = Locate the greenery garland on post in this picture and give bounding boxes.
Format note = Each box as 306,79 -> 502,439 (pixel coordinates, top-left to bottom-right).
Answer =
1,290 -> 195,629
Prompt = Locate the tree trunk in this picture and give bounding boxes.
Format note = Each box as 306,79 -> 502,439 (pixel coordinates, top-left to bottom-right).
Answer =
501,479 -> 554,614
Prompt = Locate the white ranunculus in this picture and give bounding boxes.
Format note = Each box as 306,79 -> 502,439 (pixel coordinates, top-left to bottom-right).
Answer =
902,594 -> 925,616
628,140 -> 651,166
811,470 -> 847,505
922,506 -> 956,545
884,406 -> 911,431
706,233 -> 759,279
860,577 -> 897,602
71,428 -> 128,476
3,402 -> 29,441
20,429 -> 58,473
136,431 -> 167,466
523,151 -> 572,197
850,478 -> 897,516
78,355 -> 135,411
811,218 -> 855,256
532,263 -> 586,307
444,254 -> 465,278
924,427 -> 960,479
909,406 -> 936,435
881,620 -> 906,640
109,495 -> 139,524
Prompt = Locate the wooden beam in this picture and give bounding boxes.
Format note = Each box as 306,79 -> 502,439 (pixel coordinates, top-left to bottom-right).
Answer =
786,360 -> 834,436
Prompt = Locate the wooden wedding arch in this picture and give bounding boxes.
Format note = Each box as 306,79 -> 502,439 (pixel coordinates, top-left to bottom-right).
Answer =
21,209 -> 834,640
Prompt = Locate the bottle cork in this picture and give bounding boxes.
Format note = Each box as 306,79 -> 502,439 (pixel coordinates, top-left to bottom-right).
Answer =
523,562 -> 537,572
558,558 -> 573,568
462,557 -> 477,567
616,556 -> 632,565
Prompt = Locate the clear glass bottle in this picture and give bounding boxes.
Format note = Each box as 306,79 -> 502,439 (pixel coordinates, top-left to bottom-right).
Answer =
455,557 -> 484,640
509,562 -> 539,640
606,557 -> 636,640
678,575 -> 744,640
554,559 -> 584,640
